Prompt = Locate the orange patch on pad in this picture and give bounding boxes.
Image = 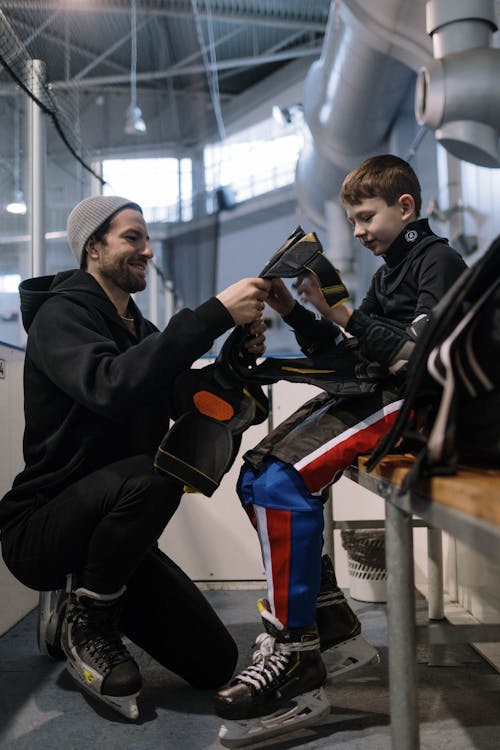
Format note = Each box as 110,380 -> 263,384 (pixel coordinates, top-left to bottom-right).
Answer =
193,390 -> 235,421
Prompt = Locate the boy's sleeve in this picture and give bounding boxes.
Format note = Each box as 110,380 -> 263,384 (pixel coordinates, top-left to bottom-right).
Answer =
283,301 -> 345,357
346,245 -> 467,374
346,309 -> 428,374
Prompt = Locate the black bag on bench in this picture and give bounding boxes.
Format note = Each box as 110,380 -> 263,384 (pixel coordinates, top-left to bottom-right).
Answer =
367,233 -> 500,487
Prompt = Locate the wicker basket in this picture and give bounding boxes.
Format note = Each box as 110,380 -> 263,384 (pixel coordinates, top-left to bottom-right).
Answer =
341,529 -> 387,603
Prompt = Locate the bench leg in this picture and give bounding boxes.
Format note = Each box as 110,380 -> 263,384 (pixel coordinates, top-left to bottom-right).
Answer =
385,499 -> 420,750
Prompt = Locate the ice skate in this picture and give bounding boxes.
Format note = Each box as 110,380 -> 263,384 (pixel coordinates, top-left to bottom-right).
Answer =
215,599 -> 330,748
61,586 -> 142,720
38,588 -> 68,661
317,554 -> 380,679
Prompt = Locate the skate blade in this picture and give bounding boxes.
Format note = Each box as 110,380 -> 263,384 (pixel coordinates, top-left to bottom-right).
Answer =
65,660 -> 140,720
218,687 -> 330,748
323,634 -> 380,680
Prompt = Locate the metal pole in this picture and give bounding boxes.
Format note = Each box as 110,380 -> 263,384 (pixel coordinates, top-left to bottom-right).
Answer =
322,487 -> 335,563
427,528 -> 445,620
385,497 -> 419,750
164,279 -> 174,324
267,384 -> 274,433
28,59 -> 46,278
447,535 -> 459,603
148,263 -> 159,327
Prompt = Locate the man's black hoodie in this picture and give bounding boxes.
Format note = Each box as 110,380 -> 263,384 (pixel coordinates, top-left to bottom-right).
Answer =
0,270 -> 233,532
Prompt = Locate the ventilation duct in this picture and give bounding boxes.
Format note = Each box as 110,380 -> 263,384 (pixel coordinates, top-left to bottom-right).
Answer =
296,1 -> 421,228
415,0 -> 500,168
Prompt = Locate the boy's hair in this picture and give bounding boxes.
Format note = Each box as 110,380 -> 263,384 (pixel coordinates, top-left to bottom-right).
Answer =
341,154 -> 422,217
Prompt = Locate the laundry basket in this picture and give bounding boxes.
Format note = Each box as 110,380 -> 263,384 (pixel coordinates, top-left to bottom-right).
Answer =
341,529 -> 387,602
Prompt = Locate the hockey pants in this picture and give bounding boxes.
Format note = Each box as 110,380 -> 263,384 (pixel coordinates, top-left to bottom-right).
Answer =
238,389 -> 403,629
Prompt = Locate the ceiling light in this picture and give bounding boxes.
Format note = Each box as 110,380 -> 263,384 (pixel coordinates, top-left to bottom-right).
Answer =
272,105 -> 292,125
6,189 -> 27,215
124,103 -> 146,135
124,0 -> 146,136
272,103 -> 304,127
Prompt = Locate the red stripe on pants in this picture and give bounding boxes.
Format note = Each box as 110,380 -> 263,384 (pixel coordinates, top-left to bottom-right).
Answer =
297,407 -> 401,493
265,508 -> 292,624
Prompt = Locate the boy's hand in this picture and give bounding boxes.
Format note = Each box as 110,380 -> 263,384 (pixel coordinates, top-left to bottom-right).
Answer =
294,273 -> 330,315
295,272 -> 353,328
266,278 -> 296,316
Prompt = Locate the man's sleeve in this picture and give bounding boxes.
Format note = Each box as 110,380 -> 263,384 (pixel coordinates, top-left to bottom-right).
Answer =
29,296 -> 233,421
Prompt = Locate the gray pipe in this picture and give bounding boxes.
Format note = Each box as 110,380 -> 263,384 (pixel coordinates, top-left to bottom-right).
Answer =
296,2 -> 415,227
415,0 -> 500,167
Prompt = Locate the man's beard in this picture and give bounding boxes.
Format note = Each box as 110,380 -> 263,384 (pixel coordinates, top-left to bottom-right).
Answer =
101,261 -> 146,294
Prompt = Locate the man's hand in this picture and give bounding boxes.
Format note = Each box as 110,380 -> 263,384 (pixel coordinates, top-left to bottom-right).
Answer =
244,316 -> 267,357
266,278 -> 296,316
216,278 -> 271,325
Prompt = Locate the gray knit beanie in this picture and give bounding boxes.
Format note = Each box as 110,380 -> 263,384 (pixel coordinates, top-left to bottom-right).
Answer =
66,195 -> 142,264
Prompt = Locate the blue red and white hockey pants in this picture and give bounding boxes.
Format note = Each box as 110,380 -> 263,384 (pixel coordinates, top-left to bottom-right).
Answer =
237,387 -> 403,628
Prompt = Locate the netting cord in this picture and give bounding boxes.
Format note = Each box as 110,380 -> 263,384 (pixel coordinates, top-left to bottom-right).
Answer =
0,50 -> 105,186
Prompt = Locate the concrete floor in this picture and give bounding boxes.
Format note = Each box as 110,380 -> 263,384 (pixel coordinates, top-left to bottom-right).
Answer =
1,588 -> 500,750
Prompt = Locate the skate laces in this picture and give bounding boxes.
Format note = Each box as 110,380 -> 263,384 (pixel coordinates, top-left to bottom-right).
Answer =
236,636 -> 290,692
236,628 -> 320,693
68,602 -> 131,669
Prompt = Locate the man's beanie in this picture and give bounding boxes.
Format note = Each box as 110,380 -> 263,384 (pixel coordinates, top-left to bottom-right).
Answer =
66,195 -> 140,264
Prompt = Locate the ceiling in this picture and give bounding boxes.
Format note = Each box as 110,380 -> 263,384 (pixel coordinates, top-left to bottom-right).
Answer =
0,0 -> 330,158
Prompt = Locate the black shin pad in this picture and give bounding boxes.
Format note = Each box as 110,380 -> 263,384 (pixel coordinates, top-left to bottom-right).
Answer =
154,411 -> 234,497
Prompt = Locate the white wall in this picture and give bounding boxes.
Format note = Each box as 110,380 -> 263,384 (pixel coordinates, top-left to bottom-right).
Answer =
0,344 -> 37,636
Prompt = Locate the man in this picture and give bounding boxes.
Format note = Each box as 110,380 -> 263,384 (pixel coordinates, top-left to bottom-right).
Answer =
0,195 -> 270,719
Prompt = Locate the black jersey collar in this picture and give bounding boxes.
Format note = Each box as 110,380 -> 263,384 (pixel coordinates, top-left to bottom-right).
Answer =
383,218 -> 435,268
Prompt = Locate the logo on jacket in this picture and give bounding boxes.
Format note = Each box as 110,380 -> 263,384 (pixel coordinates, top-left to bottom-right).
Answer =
405,229 -> 418,243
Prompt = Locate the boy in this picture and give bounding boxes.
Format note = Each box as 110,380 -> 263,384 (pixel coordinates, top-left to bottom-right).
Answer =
214,154 -> 467,746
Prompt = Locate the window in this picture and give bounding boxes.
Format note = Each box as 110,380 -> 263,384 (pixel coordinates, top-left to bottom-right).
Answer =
204,115 -> 304,211
102,157 -> 192,222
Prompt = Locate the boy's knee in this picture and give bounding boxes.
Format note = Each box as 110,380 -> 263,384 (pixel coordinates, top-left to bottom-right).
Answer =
237,463 -> 259,506
252,460 -> 322,513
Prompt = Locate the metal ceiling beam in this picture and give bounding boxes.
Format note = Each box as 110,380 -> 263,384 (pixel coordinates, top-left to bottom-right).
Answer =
217,29 -> 310,83
3,18 -> 130,76
73,18 -> 150,81
49,45 -> 323,90
0,1 -> 328,33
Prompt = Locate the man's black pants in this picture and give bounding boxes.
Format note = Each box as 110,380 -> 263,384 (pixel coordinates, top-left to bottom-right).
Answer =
1,454 -> 237,687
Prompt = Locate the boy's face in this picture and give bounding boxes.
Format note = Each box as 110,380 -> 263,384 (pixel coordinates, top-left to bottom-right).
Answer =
344,195 -> 415,256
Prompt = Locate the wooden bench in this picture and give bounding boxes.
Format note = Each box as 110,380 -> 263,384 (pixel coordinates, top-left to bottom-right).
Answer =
345,454 -> 500,750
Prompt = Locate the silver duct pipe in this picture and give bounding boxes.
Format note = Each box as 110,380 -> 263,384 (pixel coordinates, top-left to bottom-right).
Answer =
415,0 -> 500,167
296,1 -> 417,229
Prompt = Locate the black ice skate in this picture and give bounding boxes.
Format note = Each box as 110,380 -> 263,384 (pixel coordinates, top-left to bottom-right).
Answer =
215,599 -> 330,748
61,586 -> 142,720
317,554 -> 379,678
